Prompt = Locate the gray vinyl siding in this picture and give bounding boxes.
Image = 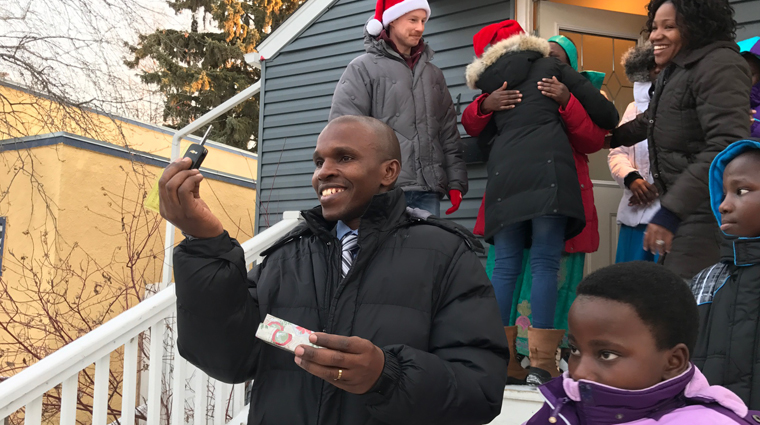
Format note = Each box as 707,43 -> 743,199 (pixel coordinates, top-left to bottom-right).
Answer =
732,0 -> 760,41
257,0 -> 513,234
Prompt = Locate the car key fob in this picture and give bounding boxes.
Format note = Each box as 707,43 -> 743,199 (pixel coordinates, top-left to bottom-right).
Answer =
183,125 -> 212,169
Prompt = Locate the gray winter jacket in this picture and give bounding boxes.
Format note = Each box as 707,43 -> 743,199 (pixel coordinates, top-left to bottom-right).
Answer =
329,31 -> 468,197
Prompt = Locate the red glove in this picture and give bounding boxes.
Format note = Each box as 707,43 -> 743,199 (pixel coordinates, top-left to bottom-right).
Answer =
446,190 -> 462,215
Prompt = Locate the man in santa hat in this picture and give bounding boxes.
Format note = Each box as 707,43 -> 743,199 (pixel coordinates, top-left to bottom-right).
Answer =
329,0 -> 467,217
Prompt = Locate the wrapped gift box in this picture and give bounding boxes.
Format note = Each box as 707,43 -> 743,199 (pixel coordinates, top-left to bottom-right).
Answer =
255,314 -> 320,353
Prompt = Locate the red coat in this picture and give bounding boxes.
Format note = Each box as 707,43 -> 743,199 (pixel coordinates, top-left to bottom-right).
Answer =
466,94 -> 605,254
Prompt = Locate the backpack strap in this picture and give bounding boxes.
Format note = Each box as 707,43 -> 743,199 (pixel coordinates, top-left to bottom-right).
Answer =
405,207 -> 485,254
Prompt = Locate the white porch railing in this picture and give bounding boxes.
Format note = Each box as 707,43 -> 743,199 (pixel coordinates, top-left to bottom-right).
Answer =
0,212 -> 303,425
0,209 -> 544,425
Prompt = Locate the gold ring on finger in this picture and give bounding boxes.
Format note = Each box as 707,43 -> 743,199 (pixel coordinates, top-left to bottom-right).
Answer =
334,369 -> 343,381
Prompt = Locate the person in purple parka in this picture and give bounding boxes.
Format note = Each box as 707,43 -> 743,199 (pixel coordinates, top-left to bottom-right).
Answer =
739,37 -> 760,137
525,262 -> 759,425
744,54 -> 759,137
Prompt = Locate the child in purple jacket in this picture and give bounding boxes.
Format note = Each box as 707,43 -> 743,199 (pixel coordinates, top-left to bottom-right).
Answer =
739,37 -> 759,137
525,262 -> 758,425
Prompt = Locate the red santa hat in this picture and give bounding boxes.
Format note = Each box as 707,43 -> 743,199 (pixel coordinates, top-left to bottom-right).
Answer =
366,0 -> 431,37
472,20 -> 525,57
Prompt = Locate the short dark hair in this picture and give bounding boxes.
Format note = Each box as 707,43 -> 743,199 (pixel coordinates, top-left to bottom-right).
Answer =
646,0 -> 737,51
733,148 -> 760,168
576,262 -> 699,353
744,53 -> 760,75
327,115 -> 401,164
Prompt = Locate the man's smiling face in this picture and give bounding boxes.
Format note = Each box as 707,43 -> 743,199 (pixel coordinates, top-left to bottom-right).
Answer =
311,119 -> 399,229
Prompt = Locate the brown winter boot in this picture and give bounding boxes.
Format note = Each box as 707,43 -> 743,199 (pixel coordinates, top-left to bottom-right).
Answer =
504,326 -> 528,384
526,327 -> 566,386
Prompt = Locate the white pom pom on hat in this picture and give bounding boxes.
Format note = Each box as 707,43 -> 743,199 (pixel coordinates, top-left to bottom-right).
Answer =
366,18 -> 385,36
366,0 -> 431,37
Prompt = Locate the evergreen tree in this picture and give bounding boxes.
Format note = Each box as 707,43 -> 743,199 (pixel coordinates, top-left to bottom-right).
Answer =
126,0 -> 302,152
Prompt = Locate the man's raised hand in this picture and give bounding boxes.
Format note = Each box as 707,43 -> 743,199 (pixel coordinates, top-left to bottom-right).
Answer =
158,157 -> 224,239
294,333 -> 385,395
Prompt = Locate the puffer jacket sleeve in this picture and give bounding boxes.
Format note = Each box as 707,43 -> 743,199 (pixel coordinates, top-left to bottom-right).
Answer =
611,110 -> 649,148
560,94 -> 608,154
462,94 -> 493,137
660,52 -> 752,219
363,241 -> 509,425
608,103 -> 643,189
437,74 -> 469,195
329,59 -> 372,120
559,63 -> 620,130
608,145 -> 637,189
174,231 -> 263,384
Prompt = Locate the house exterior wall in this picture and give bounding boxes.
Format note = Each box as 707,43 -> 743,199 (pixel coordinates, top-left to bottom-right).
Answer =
257,0 -> 514,234
732,0 -> 760,41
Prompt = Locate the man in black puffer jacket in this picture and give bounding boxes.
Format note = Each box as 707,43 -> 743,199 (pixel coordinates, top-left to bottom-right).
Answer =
159,115 -> 509,425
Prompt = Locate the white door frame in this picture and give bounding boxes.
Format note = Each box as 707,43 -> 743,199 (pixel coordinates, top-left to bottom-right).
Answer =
532,1 -> 648,273
514,0 -> 534,33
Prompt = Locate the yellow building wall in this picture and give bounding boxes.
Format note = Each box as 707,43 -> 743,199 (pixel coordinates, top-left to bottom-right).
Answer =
0,83 -> 258,182
0,81 -> 258,421
0,143 -> 256,356
0,140 -> 257,422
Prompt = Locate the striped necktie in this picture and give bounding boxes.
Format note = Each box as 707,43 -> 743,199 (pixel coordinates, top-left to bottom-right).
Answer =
341,233 -> 359,279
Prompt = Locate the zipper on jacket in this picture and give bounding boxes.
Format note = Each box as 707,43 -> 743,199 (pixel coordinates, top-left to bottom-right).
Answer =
315,237 -> 340,425
323,238 -> 343,333
648,65 -> 673,188
323,219 -> 415,334
549,397 -> 570,424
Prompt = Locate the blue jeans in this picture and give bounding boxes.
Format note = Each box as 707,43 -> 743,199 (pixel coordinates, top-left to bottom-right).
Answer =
491,215 -> 568,329
404,191 -> 441,216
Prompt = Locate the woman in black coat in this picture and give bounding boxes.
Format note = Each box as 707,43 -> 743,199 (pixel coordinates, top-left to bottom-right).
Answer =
465,20 -> 619,384
610,0 -> 752,280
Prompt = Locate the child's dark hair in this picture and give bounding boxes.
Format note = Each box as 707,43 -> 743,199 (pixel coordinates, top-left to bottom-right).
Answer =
733,149 -> 760,167
577,262 -> 699,353
746,53 -> 760,72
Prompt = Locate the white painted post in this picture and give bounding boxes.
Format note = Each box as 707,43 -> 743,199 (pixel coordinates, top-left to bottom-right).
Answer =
147,322 -> 165,425
92,356 -> 110,425
60,373 -> 79,425
214,381 -> 226,425
232,384 -> 244,419
171,349 -> 187,425
194,372 -> 208,425
24,397 -> 42,425
121,337 -> 139,425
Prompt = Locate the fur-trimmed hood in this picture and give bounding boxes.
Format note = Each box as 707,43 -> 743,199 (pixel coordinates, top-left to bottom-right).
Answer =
622,43 -> 655,83
466,34 -> 550,89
